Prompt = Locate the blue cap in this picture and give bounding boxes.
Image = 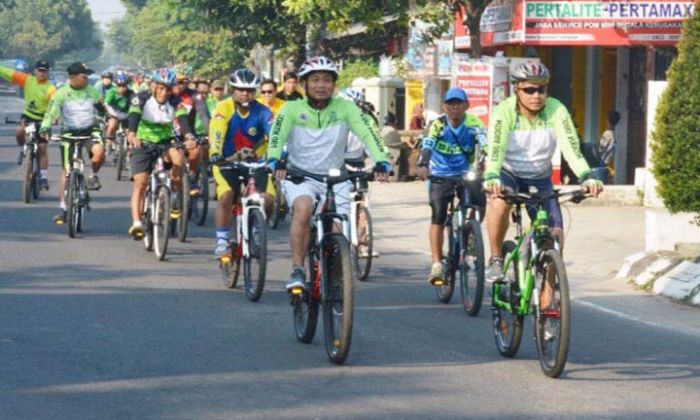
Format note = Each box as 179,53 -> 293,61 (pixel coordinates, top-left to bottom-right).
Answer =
444,88 -> 468,102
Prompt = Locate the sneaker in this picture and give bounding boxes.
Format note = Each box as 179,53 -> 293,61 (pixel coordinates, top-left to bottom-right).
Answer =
428,262 -> 444,285
128,223 -> 145,240
39,178 -> 49,191
87,174 -> 101,191
170,196 -> 181,219
214,241 -> 229,258
487,257 -> 504,283
286,267 -> 306,292
53,210 -> 67,225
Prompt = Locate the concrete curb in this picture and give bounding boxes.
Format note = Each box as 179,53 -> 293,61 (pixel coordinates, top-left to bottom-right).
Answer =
617,251 -> 700,306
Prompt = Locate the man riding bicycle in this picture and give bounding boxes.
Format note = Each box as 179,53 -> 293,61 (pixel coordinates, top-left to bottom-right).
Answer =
483,61 -> 603,286
126,68 -> 188,239
266,56 -> 392,291
209,68 -> 275,257
0,59 -> 56,191
104,71 -> 135,153
40,62 -> 106,224
417,87 -> 487,285
94,70 -> 115,99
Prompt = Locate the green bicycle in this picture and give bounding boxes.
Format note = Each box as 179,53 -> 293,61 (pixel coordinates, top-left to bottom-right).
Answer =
491,187 -> 586,378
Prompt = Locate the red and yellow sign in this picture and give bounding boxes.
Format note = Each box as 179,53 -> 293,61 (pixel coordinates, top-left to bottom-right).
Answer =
452,58 -> 493,126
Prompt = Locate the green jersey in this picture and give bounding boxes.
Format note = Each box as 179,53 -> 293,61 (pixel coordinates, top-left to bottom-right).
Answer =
40,84 -> 101,132
0,66 -> 56,120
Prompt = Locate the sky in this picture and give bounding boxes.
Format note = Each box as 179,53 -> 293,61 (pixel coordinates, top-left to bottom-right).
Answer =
86,0 -> 127,28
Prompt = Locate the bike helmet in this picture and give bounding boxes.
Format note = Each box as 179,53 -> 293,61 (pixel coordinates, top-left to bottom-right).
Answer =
298,56 -> 339,81
228,68 -> 261,89
337,87 -> 364,103
173,63 -> 193,81
510,61 -> 550,84
115,70 -> 131,86
151,68 -> 177,87
100,70 -> 114,79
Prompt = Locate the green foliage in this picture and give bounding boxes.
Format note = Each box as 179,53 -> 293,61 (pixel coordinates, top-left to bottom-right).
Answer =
651,6 -> 700,223
0,0 -> 102,63
337,58 -> 379,89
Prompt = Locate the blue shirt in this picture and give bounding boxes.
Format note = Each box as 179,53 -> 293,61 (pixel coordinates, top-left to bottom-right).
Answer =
423,114 -> 483,178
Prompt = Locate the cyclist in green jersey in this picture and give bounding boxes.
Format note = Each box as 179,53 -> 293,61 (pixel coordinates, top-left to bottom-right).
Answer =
483,62 -> 603,298
94,71 -> 115,99
0,59 -> 56,190
40,62 -> 106,224
104,71 -> 135,152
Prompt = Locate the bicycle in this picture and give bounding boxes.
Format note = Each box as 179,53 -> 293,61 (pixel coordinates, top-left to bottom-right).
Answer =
491,187 -> 587,378
431,169 -> 486,317
11,119 -> 42,203
217,160 -> 268,302
345,164 -> 374,282
140,142 -> 173,261
51,134 -> 94,238
115,121 -> 129,181
267,177 -> 288,229
189,136 -> 210,227
289,168 -> 366,365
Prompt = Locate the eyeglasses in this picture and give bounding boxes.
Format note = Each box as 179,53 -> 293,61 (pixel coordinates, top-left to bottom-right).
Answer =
261,90 -> 275,94
519,86 -> 547,95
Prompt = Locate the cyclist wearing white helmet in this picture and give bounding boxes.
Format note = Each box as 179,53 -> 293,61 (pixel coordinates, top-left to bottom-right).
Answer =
209,68 -> 275,257
483,61 -> 603,306
267,56 -> 392,292
104,71 -> 135,154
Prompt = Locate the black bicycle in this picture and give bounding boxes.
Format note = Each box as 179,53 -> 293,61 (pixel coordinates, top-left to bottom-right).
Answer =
189,136 -> 210,227
289,169 -> 366,365
140,143 -> 173,261
267,177 -> 288,229
18,121 -> 41,203
51,134 -> 94,238
115,122 -> 129,181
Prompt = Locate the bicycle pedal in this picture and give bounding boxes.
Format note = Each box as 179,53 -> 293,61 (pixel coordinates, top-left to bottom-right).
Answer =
430,278 -> 445,286
288,286 -> 305,297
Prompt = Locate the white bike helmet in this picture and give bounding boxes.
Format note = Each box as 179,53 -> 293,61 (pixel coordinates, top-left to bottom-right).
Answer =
228,68 -> 261,89
298,56 -> 339,81
510,61 -> 550,84
337,87 -> 364,103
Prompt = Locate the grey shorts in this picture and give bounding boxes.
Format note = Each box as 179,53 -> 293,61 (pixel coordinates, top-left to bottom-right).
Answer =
282,177 -> 352,216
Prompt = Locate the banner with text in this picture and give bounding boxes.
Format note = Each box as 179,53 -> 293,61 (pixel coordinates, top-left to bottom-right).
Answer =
455,0 -> 525,49
452,56 -> 494,126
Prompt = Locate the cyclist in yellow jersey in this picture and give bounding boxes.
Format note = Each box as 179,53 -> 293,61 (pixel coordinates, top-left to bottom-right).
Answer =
0,59 -> 56,190
258,79 -> 286,116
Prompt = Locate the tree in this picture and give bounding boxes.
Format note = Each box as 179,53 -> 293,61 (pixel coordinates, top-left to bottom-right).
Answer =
337,58 -> 379,89
651,4 -> 700,223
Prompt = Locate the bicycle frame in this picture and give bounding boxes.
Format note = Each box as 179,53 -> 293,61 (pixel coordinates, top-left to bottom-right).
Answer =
347,173 -> 370,247
221,161 -> 267,259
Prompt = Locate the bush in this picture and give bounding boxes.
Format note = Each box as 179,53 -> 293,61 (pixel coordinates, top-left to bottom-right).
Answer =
651,4 -> 700,223
337,58 -> 379,89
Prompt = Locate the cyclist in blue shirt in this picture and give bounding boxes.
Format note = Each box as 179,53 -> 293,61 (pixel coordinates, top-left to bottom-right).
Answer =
417,88 -> 486,284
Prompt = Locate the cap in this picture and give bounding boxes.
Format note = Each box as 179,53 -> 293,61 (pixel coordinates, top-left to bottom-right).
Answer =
212,80 -> 225,90
444,88 -> 468,102
67,62 -> 94,76
35,60 -> 50,70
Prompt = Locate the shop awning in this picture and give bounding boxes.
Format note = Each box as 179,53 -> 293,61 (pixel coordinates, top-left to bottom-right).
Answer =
454,0 -> 695,48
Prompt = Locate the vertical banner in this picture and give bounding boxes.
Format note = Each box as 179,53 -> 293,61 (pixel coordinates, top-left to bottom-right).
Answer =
452,54 -> 494,127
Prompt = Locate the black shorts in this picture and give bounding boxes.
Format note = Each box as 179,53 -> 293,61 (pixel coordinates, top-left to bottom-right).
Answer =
216,165 -> 269,198
428,177 -> 484,225
130,142 -> 173,176
20,114 -> 47,143
58,127 -> 103,170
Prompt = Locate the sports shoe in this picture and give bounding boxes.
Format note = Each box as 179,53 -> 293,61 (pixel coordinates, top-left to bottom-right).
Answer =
487,257 -> 504,283
214,241 -> 229,258
128,223 -> 145,240
53,210 -> 67,225
87,174 -> 101,190
428,262 -> 444,285
170,195 -> 181,219
286,266 -> 306,292
39,178 -> 49,191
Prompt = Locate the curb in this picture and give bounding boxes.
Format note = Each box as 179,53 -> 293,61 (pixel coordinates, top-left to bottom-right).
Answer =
617,251 -> 700,306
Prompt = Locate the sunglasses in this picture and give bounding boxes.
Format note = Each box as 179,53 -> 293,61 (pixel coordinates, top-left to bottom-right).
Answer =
519,86 -> 547,95
261,90 -> 275,94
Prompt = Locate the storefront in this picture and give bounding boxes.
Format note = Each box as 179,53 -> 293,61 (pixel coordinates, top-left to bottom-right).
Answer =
453,0 -> 694,184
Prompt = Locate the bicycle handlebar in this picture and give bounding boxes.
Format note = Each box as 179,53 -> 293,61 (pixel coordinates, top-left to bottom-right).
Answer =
50,134 -> 95,142
501,187 -> 588,205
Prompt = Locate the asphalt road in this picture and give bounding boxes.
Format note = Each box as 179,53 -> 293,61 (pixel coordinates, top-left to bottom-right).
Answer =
1,95 -> 699,419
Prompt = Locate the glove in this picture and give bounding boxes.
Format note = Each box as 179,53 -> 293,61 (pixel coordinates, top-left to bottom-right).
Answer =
374,161 -> 392,174
266,158 -> 279,172
210,153 -> 224,165
483,176 -> 501,190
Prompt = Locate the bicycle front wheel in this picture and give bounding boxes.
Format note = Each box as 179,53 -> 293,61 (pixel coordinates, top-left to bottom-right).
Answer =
31,155 -> 40,200
22,148 -> 33,203
534,249 -> 571,378
67,172 -> 80,238
352,206 -> 373,282
154,186 -> 171,260
142,187 -> 154,251
322,233 -> 353,364
177,174 -> 191,242
435,222 -> 456,303
459,218 -> 485,316
192,163 -> 209,226
243,208 -> 267,302
492,240 -> 524,358
116,134 -> 126,181
293,245 -> 320,343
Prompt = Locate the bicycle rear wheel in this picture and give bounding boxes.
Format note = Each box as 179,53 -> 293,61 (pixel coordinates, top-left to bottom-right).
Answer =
268,179 -> 282,229
76,176 -> 87,233
293,244 -> 320,343
459,218 -> 485,316
534,249 -> 571,378
352,206 -> 373,282
143,187 -> 154,251
154,185 -> 171,260
116,133 -> 126,181
31,155 -> 40,200
22,148 -> 34,203
243,208 -> 267,302
492,240 -> 524,358
192,163 -> 209,226
322,233 -> 353,364
67,172 -> 79,238
435,222 -> 456,303
177,173 -> 191,242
